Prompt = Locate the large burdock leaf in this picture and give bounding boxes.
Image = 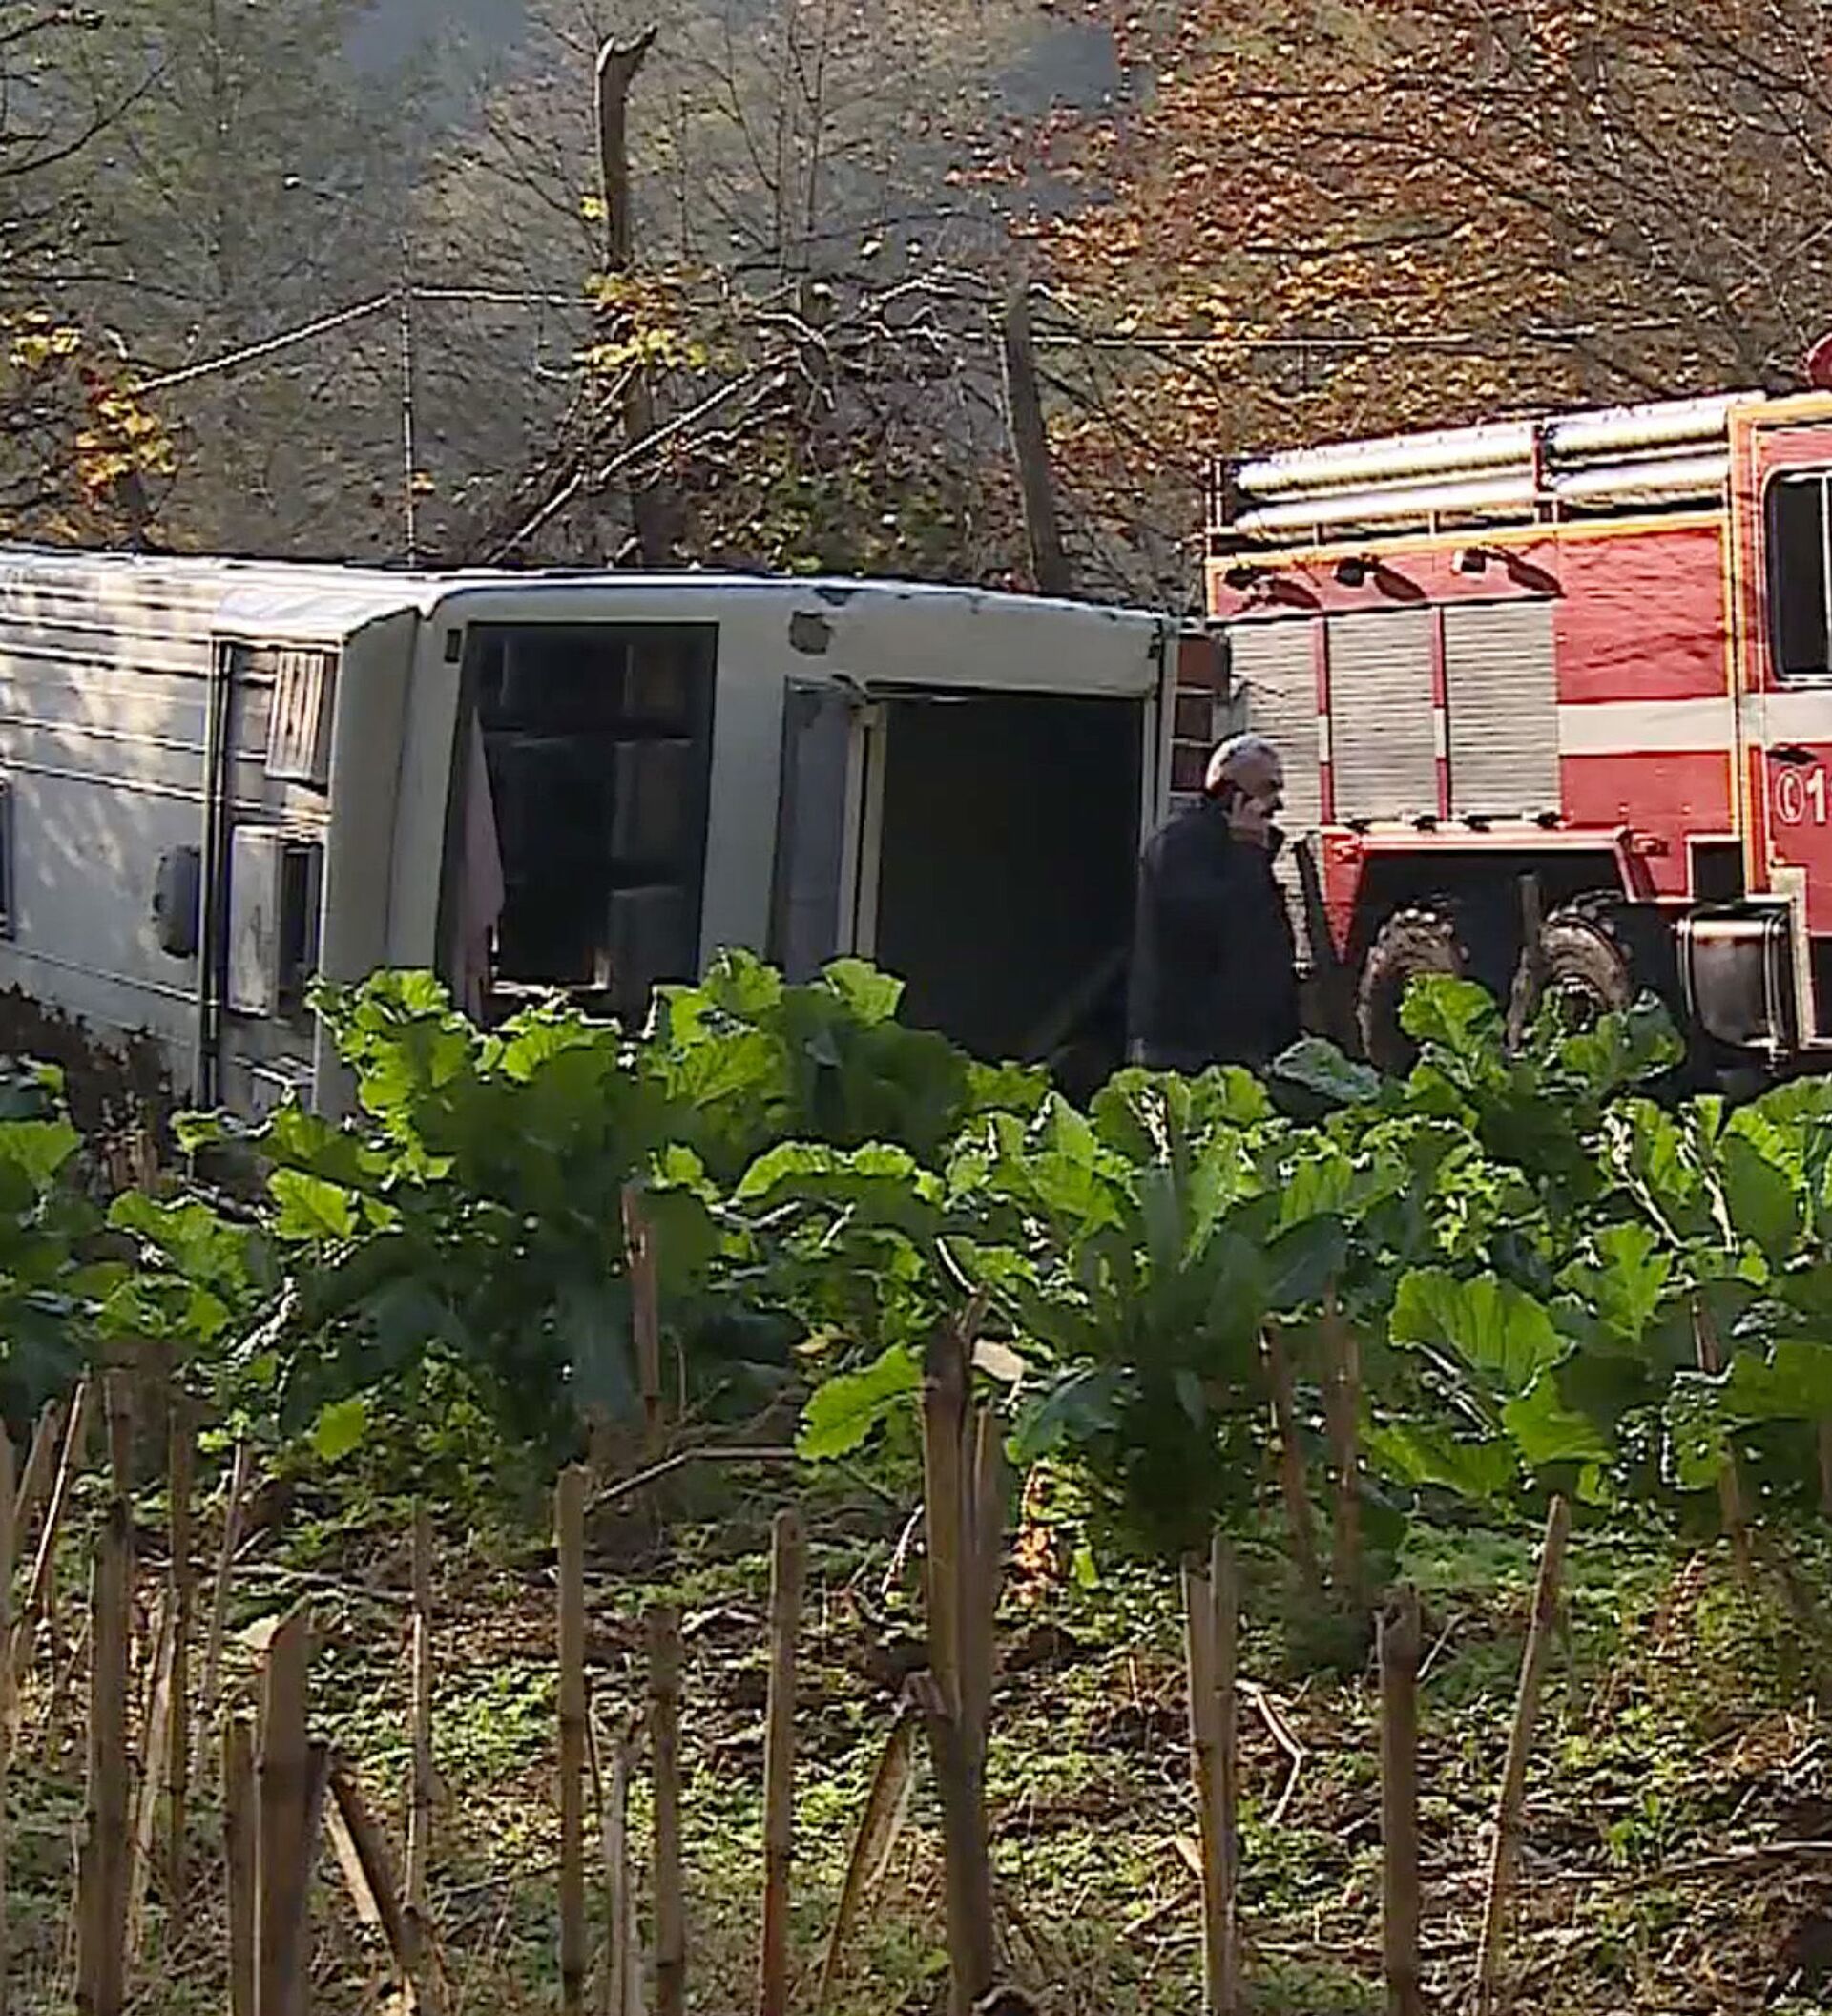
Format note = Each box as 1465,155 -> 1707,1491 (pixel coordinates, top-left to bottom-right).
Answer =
1502,1368 -> 1613,1467
1390,1268 -> 1563,1393
797,1343 -> 921,1460
1719,1133 -> 1800,1266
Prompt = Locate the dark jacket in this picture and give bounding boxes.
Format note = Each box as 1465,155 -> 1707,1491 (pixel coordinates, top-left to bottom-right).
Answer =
1126,799 -> 1301,1073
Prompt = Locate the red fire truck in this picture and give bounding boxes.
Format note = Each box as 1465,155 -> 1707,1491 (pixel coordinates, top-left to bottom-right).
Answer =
1203,379 -> 1832,1072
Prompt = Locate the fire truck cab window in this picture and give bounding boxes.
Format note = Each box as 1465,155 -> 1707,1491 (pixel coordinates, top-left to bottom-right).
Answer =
1768,472 -> 1832,680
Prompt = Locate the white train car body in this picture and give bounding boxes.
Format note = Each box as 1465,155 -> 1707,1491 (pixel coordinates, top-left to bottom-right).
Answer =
0,549 -> 1176,1115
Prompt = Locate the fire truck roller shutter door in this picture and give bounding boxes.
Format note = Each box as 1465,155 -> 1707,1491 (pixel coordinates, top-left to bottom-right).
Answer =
1443,600 -> 1559,819
1329,609 -> 1438,822
1228,620 -> 1319,964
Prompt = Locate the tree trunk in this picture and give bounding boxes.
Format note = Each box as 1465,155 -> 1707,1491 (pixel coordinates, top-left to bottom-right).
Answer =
595,28 -> 684,567
1000,282 -> 1072,598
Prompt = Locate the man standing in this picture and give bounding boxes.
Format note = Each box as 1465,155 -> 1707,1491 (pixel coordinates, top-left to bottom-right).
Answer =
1127,733 -> 1301,1073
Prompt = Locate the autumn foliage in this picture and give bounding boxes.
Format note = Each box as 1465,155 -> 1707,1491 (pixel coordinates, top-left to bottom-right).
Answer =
1021,0 -> 1832,593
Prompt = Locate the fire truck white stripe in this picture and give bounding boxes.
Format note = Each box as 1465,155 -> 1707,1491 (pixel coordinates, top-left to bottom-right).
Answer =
1556,697 -> 1734,756
1751,689 -> 1832,745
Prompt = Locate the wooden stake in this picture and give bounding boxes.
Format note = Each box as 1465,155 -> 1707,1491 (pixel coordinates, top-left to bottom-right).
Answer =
1692,1299 -> 1755,1587
167,1397 -> 196,1903
1322,1297 -> 1364,1610
593,1714 -> 635,2016
1380,1586 -> 1424,2016
815,1705 -> 919,2013
910,1673 -> 996,2015
1260,1329 -> 1322,1598
758,1509 -> 804,2016
202,1440 -> 254,1721
1183,1541 -> 1239,2016
13,1377 -> 91,1687
127,1597 -> 177,1959
0,1425 -> 13,2016
920,1324 -> 968,1717
325,1759 -> 412,1985
255,1604 -> 314,2016
918,1320 -> 996,2016
12,1395 -> 65,1546
558,1468 -> 589,2016
224,1715 -> 256,2016
1474,1498 -> 1572,2016
405,1502 -> 442,2014
1213,1537 -> 1240,2016
78,1461 -> 132,2016
622,1186 -> 663,1457
649,1605 -> 685,2016
105,1365 -> 134,1498
962,1407 -> 1004,1779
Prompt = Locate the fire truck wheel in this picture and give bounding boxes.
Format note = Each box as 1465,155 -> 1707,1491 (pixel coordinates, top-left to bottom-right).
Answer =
1357,906 -> 1467,1073
1537,905 -> 1634,1029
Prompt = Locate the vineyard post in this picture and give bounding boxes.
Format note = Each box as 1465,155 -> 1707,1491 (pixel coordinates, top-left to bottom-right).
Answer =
77,1375 -> 133,2016
918,1320 -> 996,2016
166,1397 -> 196,1902
649,1605 -> 686,2016
0,1425 -> 13,2016
255,1604 -> 315,2016
1322,1294 -> 1364,1612
325,1758 -> 414,1986
1182,1545 -> 1228,2016
203,1441 -> 254,1721
223,1715 -> 256,2016
13,1377 -> 91,1686
1474,1498 -> 1572,2016
815,1703 -> 919,2012
622,1185 -> 664,1458
127,1596 -> 177,1958
1260,1328 -> 1322,1599
405,1502 -> 442,2015
593,1713 -> 635,2016
1691,1300 -> 1755,1587
1214,1536 -> 1240,2015
964,1409 -> 1005,1781
105,1361 -> 133,1497
759,1507 -> 804,2016
12,1396 -> 65,1549
557,1468 -> 588,2016
1380,1586 -> 1424,2016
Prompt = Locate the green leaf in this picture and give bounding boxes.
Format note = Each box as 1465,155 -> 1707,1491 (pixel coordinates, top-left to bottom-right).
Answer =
1273,1039 -> 1381,1107
1390,1269 -> 1563,1392
310,1395 -> 368,1464
269,1169 -> 358,1242
1364,1419 -> 1517,1503
1011,1365 -> 1123,1464
819,960 -> 905,1026
0,1117 -> 80,1189
1263,1215 -> 1347,1312
1719,1133 -> 1800,1264
1400,977 -> 1503,1057
1556,1221 -> 1673,1346
1502,1370 -> 1613,1467
796,1343 -> 921,1460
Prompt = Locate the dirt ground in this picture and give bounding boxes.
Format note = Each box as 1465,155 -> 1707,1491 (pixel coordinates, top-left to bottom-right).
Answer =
9,1470 -> 1832,2014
